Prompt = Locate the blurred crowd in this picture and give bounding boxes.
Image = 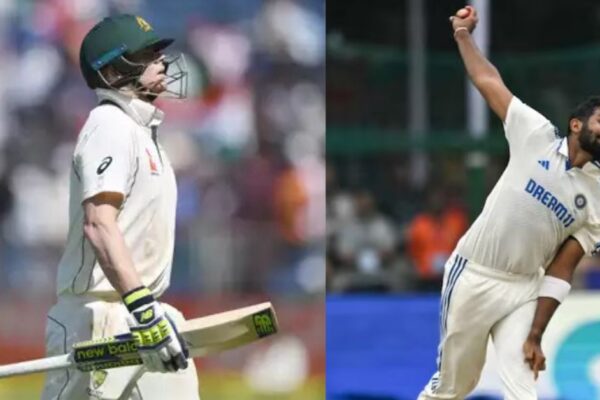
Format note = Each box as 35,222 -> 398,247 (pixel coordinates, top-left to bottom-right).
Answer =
326,159 -> 469,293
327,155 -> 600,293
0,0 -> 325,297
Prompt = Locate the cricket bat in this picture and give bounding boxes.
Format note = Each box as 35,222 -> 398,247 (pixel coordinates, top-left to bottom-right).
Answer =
0,302 -> 278,379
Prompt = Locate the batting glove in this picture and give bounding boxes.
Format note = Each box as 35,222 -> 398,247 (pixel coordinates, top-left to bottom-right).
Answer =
123,286 -> 189,373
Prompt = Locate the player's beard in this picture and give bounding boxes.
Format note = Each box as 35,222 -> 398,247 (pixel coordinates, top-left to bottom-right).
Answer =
578,122 -> 600,160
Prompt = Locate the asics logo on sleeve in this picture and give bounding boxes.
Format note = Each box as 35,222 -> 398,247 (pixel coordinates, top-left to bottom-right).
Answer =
96,156 -> 113,175
525,179 -> 575,228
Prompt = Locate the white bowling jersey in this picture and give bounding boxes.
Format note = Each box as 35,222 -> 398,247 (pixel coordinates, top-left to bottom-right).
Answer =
56,88 -> 177,299
457,96 -> 600,274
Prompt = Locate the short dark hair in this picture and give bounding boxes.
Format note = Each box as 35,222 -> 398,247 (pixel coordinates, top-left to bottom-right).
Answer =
567,96 -> 600,135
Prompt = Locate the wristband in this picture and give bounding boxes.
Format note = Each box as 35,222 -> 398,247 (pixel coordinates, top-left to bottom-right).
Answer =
453,27 -> 469,38
122,286 -> 154,313
538,276 -> 571,303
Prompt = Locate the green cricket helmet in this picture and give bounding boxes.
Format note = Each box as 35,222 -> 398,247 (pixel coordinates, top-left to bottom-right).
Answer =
80,14 -> 188,98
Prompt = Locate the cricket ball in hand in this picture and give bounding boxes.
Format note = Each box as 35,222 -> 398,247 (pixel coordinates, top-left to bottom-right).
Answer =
456,7 -> 471,18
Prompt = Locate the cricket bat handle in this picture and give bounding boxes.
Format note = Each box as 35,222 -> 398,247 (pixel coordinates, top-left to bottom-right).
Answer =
0,354 -> 72,378
0,334 -> 140,379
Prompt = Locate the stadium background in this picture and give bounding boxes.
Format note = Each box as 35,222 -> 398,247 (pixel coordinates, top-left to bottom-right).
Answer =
326,0 -> 600,399
0,0 -> 325,399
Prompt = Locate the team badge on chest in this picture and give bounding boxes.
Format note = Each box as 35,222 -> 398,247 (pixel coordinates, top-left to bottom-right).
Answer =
145,148 -> 160,175
92,369 -> 108,389
575,194 -> 587,209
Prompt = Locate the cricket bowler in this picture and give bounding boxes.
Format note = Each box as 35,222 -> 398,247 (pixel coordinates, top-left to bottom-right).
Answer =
41,14 -> 199,399
420,6 -> 600,400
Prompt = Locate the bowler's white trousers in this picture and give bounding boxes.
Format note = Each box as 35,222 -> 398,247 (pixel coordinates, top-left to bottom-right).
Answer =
41,295 -> 200,400
419,253 -> 543,400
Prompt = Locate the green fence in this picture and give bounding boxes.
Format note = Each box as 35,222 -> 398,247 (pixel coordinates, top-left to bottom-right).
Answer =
327,40 -> 600,219
327,39 -> 600,152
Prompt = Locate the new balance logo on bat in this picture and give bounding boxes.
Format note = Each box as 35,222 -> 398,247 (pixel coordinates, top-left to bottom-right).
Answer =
74,339 -> 137,363
538,160 -> 550,170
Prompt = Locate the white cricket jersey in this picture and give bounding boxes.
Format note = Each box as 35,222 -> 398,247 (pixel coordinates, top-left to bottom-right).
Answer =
56,88 -> 177,299
457,96 -> 600,274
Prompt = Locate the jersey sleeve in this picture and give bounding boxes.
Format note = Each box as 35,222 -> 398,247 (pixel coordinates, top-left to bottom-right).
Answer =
75,119 -> 136,202
503,96 -> 554,153
571,223 -> 600,256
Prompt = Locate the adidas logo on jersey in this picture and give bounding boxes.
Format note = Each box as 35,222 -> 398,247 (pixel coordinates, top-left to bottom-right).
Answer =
538,160 -> 550,170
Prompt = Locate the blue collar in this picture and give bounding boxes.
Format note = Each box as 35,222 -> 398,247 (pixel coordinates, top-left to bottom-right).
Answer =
557,137 -> 600,176
557,138 -> 572,170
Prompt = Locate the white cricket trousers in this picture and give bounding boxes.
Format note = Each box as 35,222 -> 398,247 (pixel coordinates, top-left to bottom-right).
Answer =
41,295 -> 200,400
418,253 -> 543,400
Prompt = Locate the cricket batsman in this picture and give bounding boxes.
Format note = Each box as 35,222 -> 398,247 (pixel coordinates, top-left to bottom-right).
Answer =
420,6 -> 600,400
41,14 -> 199,399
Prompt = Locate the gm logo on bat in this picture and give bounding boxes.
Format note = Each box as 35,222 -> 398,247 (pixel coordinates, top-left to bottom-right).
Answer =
253,310 -> 277,337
